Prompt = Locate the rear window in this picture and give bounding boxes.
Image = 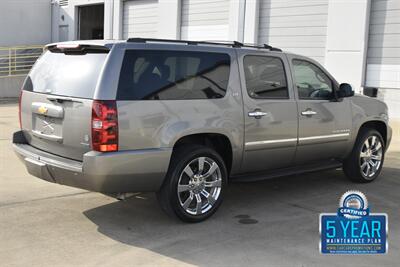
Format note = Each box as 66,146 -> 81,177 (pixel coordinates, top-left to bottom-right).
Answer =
117,50 -> 230,100
24,50 -> 107,98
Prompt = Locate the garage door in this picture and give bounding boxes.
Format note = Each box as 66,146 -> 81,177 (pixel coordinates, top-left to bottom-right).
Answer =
123,0 -> 159,39
258,0 -> 329,65
366,0 -> 400,89
365,0 -> 400,118
181,0 -> 230,40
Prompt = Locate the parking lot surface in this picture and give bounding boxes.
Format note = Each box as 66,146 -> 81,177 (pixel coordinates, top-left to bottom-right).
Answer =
1,102 -> 399,267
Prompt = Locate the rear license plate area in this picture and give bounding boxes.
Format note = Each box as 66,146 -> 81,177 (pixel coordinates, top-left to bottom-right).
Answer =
32,114 -> 63,138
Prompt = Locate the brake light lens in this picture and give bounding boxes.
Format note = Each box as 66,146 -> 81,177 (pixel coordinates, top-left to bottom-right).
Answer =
18,90 -> 23,129
91,100 -> 118,152
56,44 -> 80,50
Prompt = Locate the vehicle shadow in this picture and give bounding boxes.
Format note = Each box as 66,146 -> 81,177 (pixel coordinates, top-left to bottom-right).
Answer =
83,158 -> 400,266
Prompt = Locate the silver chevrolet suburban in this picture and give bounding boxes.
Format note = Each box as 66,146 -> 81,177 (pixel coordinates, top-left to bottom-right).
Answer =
13,38 -> 392,222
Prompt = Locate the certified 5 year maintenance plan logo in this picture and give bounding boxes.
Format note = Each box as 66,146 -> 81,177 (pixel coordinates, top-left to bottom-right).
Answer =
320,191 -> 388,254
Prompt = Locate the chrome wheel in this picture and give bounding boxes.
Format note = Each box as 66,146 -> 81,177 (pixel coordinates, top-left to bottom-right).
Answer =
359,135 -> 383,179
177,157 -> 222,215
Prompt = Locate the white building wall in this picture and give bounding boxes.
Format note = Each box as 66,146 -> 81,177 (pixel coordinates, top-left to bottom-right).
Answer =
366,0 -> 400,119
158,0 -> 180,39
324,0 -> 371,94
0,0 -> 52,46
243,0 -> 260,44
52,0 -> 181,41
123,0 -> 159,39
257,0 -> 329,65
181,0 -> 230,40
53,0 -> 106,41
10,0 -> 399,119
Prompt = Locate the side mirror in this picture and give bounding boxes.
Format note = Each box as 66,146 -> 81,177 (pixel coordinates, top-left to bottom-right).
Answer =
338,83 -> 354,98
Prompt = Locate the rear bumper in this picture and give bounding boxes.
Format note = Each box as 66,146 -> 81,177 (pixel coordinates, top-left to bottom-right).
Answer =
13,131 -> 171,193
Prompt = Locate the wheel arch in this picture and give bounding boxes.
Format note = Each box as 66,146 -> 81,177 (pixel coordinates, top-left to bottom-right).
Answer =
358,120 -> 388,146
172,133 -> 233,176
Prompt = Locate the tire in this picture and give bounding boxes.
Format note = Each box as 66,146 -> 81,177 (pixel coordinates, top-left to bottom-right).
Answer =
343,128 -> 385,183
156,145 -> 227,223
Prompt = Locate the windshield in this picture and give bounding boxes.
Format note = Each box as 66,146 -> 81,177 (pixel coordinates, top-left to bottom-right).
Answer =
25,50 -> 108,98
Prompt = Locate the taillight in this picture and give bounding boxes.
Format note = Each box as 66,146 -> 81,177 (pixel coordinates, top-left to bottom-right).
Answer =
91,100 -> 118,152
18,90 -> 23,129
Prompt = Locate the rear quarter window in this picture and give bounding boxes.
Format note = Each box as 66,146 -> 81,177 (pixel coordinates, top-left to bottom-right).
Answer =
25,51 -> 107,99
117,50 -> 231,100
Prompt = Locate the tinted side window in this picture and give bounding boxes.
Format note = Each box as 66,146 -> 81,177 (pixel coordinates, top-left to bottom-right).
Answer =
117,50 -> 230,100
243,56 -> 289,99
292,59 -> 333,100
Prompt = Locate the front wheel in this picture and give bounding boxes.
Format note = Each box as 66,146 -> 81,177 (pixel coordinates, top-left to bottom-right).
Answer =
343,128 -> 385,182
156,145 -> 227,222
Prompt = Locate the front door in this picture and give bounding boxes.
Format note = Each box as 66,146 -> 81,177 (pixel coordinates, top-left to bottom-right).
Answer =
239,52 -> 298,173
288,56 -> 352,164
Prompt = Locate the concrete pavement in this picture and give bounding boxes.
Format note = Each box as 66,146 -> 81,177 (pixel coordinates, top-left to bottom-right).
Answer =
1,102 -> 399,267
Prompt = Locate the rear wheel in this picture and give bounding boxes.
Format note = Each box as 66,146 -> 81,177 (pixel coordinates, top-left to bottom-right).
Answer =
157,145 -> 227,222
343,128 -> 385,182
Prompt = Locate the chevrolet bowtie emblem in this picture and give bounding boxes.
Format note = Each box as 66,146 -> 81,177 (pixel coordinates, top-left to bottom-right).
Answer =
38,106 -> 48,115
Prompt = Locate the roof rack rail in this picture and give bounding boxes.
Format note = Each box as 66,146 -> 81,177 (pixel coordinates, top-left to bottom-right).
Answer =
126,38 -> 282,52
206,40 -> 283,52
239,43 -> 282,52
263,44 -> 282,52
127,38 -> 243,48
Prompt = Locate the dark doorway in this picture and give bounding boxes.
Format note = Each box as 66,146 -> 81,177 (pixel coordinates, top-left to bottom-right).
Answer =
78,4 -> 104,40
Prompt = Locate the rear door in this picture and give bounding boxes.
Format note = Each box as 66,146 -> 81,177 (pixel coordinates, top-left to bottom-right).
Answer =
238,51 -> 298,173
287,55 -> 352,164
20,45 -> 109,161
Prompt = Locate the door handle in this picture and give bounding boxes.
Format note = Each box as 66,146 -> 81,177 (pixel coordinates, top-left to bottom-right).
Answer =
248,110 -> 268,119
301,109 -> 317,116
